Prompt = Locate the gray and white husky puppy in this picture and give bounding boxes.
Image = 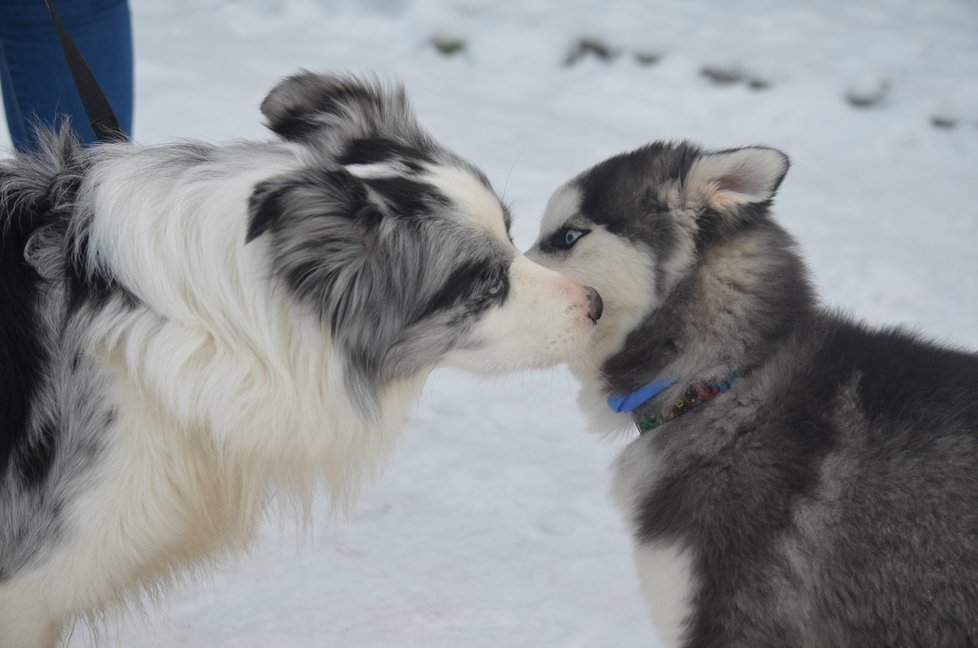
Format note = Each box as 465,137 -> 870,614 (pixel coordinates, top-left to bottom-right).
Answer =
529,142 -> 978,647
0,72 -> 602,647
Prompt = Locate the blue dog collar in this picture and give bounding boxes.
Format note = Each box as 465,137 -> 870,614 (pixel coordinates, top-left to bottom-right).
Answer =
607,376 -> 678,413
610,370 -> 752,434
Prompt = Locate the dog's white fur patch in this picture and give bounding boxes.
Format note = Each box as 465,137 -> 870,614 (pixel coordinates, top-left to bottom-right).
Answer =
613,437 -> 693,647
344,160 -> 415,179
633,542 -> 694,647
445,255 -> 597,373
540,181 -> 582,234
423,163 -> 510,242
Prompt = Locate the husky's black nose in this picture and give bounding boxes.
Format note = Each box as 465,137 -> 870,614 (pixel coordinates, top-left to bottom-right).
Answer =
586,287 -> 603,323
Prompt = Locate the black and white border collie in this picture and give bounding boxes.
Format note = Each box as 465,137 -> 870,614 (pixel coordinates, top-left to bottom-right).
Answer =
0,72 -> 601,647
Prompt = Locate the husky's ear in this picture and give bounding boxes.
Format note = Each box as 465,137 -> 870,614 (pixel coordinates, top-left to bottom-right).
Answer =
260,71 -> 428,153
682,147 -> 789,212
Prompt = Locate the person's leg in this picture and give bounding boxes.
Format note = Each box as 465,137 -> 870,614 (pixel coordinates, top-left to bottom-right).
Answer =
0,41 -> 28,149
0,0 -> 133,152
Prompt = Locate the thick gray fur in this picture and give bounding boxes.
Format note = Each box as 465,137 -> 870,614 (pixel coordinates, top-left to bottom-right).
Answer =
539,142 -> 978,647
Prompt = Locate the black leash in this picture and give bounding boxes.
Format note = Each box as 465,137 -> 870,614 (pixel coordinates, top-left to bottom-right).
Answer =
42,0 -> 126,143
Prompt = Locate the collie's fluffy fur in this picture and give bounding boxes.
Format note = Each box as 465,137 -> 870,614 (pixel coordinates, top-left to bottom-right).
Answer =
530,142 -> 978,647
0,72 -> 600,647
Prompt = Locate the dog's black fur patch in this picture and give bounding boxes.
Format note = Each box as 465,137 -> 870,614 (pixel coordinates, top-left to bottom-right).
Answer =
0,179 -> 52,484
337,137 -> 433,171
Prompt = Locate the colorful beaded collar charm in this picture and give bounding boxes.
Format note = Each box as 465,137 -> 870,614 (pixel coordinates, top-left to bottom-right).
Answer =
608,370 -> 751,435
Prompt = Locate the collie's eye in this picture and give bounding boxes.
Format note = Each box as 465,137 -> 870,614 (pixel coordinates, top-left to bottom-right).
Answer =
487,280 -> 505,297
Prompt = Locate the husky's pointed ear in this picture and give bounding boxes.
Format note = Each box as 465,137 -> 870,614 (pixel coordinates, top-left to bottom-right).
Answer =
682,147 -> 789,212
260,71 -> 427,153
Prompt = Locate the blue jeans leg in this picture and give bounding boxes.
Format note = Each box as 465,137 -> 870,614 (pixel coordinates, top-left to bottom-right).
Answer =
0,0 -> 133,152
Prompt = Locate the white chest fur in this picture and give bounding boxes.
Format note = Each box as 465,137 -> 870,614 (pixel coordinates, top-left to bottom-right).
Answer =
633,541 -> 694,647
612,436 -> 695,647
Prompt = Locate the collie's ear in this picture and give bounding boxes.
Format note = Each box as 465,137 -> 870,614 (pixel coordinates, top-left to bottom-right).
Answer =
246,167 -> 378,243
682,147 -> 789,211
246,167 -> 390,330
260,71 -> 429,155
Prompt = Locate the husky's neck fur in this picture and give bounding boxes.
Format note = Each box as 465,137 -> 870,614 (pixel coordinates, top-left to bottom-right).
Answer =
599,219 -> 815,426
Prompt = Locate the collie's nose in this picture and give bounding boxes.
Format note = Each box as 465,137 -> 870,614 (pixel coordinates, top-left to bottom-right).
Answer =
586,287 -> 603,323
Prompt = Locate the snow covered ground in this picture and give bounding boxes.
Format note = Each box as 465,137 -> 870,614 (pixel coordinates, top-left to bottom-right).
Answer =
2,0 -> 975,645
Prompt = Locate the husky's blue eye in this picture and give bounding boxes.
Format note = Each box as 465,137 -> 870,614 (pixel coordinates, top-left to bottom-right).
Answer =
545,226 -> 590,252
561,228 -> 587,249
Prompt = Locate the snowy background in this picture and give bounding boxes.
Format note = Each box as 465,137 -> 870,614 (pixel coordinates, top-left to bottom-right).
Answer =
3,0 -> 976,645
